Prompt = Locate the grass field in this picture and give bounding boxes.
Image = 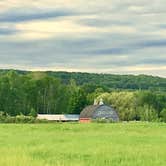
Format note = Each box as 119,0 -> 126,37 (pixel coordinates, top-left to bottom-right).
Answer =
0,122 -> 166,166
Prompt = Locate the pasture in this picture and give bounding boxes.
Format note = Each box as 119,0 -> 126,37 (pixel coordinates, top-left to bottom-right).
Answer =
0,122 -> 166,166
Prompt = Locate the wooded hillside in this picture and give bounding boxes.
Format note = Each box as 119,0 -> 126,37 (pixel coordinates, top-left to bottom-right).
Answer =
0,69 -> 166,122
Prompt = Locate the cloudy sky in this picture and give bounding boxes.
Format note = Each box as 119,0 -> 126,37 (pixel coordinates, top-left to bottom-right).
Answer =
0,0 -> 166,77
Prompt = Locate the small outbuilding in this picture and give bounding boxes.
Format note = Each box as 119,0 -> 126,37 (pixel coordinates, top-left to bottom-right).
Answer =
79,99 -> 119,123
37,114 -> 79,121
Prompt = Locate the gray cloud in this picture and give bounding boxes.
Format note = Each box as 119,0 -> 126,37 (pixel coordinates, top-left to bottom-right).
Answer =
0,35 -> 165,66
0,0 -> 166,77
0,27 -> 18,35
136,40 -> 166,48
0,8 -> 74,23
77,18 -> 132,28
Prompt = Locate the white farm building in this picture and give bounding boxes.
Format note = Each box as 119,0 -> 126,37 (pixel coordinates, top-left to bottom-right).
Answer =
37,114 -> 79,121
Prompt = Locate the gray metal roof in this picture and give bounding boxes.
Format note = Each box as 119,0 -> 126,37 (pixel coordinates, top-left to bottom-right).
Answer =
37,114 -> 79,121
80,105 -> 119,121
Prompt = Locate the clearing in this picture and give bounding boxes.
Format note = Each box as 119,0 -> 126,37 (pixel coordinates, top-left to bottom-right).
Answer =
0,122 -> 166,166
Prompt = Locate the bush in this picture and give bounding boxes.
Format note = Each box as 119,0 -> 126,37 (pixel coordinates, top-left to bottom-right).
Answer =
15,115 -> 36,123
4,116 -> 16,123
160,109 -> 166,122
140,105 -> 158,122
0,111 -> 7,122
29,108 -> 38,118
92,118 -> 116,123
0,113 -> 49,123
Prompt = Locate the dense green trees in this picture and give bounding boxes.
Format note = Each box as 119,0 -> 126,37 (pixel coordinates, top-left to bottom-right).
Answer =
48,71 -> 166,91
95,91 -> 166,122
0,71 -> 29,115
0,70 -> 166,122
160,109 -> 166,122
0,71 -> 68,115
67,79 -> 87,114
0,71 -> 89,116
1,70 -> 166,91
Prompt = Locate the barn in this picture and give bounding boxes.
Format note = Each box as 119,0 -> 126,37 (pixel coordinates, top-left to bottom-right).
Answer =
37,99 -> 119,123
79,99 -> 119,123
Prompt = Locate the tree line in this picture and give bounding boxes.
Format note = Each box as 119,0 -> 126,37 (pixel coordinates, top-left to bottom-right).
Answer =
0,70 -> 166,122
1,69 -> 166,91
0,71 -> 87,116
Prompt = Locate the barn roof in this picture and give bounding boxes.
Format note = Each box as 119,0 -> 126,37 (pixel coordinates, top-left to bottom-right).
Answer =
80,104 -> 119,121
79,105 -> 100,118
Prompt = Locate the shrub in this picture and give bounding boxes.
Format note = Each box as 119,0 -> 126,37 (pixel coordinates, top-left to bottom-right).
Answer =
0,113 -> 50,123
29,108 -> 38,118
4,116 -> 16,123
15,115 -> 36,123
0,111 -> 7,122
160,108 -> 166,122
140,105 -> 158,122
92,118 -> 116,123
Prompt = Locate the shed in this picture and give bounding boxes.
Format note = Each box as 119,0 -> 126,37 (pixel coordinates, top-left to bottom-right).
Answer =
37,114 -> 79,121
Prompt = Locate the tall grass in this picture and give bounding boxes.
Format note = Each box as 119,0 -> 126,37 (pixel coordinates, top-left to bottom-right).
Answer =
0,122 -> 166,166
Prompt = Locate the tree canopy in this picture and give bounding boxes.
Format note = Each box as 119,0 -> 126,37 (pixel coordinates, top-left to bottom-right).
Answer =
0,70 -> 166,122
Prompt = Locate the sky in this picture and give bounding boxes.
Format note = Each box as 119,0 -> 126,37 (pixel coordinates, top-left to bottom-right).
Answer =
0,0 -> 166,77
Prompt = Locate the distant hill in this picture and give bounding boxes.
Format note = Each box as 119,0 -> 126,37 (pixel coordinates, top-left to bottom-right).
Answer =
0,69 -> 166,91
47,71 -> 166,91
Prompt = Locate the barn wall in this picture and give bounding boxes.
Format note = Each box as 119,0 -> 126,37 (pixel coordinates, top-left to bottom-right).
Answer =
79,118 -> 91,123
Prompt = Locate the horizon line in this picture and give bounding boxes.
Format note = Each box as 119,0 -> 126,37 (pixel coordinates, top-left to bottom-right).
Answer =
0,67 -> 165,79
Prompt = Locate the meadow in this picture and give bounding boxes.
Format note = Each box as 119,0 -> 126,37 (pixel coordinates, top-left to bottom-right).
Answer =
0,122 -> 166,166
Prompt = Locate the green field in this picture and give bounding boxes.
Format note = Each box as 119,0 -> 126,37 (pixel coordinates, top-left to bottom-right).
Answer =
0,122 -> 166,166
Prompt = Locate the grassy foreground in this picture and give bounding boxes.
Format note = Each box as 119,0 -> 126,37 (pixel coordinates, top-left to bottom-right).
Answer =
0,122 -> 166,166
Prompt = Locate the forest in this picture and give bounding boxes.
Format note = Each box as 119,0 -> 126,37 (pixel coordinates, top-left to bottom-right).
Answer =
0,69 -> 166,122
